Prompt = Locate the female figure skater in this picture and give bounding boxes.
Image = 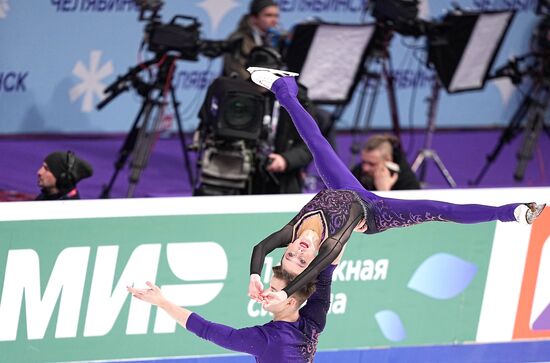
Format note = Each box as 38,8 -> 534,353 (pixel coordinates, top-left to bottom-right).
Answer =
246,68 -> 546,307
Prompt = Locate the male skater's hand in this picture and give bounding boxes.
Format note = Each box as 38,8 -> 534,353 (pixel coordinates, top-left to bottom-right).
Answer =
128,281 -> 165,306
128,281 -> 194,329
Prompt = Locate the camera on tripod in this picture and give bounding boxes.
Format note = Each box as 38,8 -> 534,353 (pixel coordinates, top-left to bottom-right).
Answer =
135,0 -> 238,60
194,75 -> 277,196
97,0 -> 241,198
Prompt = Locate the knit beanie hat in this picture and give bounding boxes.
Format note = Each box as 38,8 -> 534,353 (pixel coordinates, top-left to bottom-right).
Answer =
249,0 -> 277,15
44,151 -> 93,188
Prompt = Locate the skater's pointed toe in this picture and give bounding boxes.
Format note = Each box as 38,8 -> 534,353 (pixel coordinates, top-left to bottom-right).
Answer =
247,67 -> 299,90
515,203 -> 546,225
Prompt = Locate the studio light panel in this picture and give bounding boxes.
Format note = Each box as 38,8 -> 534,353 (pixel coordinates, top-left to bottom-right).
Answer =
429,10 -> 515,93
297,24 -> 375,103
449,12 -> 514,92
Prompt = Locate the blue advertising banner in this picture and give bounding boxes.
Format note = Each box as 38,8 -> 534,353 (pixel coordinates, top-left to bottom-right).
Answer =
0,0 -> 543,134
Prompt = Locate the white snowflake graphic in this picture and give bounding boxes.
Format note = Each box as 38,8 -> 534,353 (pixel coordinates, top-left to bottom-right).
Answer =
70,50 -> 114,112
197,0 -> 240,34
0,0 -> 10,19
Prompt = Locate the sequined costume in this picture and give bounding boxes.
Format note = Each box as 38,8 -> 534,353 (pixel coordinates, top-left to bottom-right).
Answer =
250,77 -> 520,297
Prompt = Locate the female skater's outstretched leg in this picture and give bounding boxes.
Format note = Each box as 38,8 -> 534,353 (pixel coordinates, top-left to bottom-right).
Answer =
252,72 -> 545,230
270,78 -> 524,230
271,76 -> 375,196
370,197 -> 521,232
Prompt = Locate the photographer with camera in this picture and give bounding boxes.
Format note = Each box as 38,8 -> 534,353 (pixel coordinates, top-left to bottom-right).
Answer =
223,0 -> 280,80
350,134 -> 420,191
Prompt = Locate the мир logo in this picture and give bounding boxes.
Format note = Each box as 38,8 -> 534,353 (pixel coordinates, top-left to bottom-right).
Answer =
70,50 -> 113,112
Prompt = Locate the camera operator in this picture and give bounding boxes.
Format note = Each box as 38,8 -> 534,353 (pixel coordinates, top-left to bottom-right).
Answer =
350,134 -> 420,191
223,0 -> 280,80
195,45 -> 332,195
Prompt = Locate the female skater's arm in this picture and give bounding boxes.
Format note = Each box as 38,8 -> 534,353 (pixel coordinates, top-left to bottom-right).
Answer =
249,224 -> 294,300
261,238 -> 343,308
299,246 -> 345,331
250,224 -> 294,275
262,212 -> 361,307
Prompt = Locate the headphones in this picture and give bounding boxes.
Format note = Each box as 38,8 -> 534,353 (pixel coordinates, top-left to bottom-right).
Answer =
57,151 -> 76,190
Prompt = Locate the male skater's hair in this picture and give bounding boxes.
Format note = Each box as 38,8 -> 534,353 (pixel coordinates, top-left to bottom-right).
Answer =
272,265 -> 316,305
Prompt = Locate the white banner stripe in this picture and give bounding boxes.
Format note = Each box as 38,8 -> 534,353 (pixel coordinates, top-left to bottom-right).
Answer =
476,222 -> 532,342
1,187 -> 548,222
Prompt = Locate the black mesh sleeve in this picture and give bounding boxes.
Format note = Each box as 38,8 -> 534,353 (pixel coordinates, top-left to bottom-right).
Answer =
282,211 -> 362,297
250,224 -> 294,276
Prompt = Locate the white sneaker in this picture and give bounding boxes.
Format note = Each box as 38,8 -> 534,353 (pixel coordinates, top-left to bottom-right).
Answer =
247,67 -> 299,90
514,203 -> 546,225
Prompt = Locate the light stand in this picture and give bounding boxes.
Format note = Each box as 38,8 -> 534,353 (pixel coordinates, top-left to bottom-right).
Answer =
514,80 -> 550,181
410,9 -> 514,187
349,67 -> 381,160
284,21 -> 397,166
411,77 -> 457,187
348,27 -> 403,164
470,53 -> 550,185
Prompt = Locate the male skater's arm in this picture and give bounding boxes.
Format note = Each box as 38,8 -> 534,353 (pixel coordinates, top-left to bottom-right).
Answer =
128,282 -> 267,356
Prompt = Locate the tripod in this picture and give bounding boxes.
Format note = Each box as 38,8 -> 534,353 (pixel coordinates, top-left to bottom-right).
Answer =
411,77 -> 457,187
98,55 -> 195,198
470,65 -> 550,186
349,28 -> 402,163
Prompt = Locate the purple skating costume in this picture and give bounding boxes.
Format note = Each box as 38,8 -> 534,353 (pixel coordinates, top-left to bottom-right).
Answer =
187,265 -> 336,363
250,76 -> 520,297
